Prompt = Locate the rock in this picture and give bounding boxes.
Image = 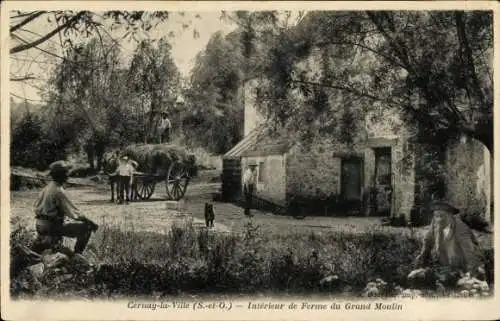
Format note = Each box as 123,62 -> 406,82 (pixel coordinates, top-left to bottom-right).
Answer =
394,286 -> 404,295
398,289 -> 422,298
480,282 -> 489,292
407,268 -> 435,288
42,252 -> 69,269
319,275 -> 340,288
457,275 -> 486,291
27,263 -> 45,280
408,268 -> 427,279
460,290 -> 470,296
363,287 -> 380,297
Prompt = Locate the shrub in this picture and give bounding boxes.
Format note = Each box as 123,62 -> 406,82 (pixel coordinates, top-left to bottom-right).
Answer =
10,220 -> 493,299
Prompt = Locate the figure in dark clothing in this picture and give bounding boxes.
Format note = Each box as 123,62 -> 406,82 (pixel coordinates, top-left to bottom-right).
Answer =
31,161 -> 98,255
242,162 -> 258,216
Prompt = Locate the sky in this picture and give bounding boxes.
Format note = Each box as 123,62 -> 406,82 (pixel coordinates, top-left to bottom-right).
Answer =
9,11 -> 238,103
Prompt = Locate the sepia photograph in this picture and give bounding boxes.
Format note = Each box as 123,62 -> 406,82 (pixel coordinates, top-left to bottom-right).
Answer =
1,1 -> 497,320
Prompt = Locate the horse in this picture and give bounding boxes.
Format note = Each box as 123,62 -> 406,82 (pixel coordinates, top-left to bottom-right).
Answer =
101,151 -> 120,203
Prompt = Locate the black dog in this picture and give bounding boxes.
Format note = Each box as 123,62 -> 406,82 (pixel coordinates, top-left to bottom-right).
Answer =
204,203 -> 215,228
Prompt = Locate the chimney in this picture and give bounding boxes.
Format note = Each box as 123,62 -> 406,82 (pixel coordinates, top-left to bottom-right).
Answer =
243,78 -> 264,136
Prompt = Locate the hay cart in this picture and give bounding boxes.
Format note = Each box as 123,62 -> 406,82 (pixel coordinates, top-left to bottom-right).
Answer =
132,160 -> 191,201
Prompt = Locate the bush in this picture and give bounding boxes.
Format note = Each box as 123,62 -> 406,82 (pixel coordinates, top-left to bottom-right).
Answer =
10,220 -> 492,299
11,113 -> 71,171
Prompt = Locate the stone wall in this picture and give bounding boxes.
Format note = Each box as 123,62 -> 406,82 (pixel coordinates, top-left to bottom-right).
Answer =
364,104 -> 416,219
445,135 -> 492,222
286,139 -> 346,200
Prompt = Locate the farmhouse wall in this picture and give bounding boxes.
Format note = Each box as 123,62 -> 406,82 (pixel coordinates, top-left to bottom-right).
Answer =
364,104 -> 416,219
445,135 -> 492,222
237,45 -> 418,218
286,139 -> 344,200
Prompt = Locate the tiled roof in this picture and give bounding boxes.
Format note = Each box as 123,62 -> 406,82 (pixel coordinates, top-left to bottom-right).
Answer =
224,124 -> 294,158
223,125 -> 266,158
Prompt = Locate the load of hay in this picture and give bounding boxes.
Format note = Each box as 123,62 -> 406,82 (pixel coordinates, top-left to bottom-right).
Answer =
122,144 -> 196,177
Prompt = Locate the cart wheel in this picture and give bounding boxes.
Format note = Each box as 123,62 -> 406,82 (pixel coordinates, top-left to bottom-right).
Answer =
135,178 -> 156,200
166,161 -> 190,201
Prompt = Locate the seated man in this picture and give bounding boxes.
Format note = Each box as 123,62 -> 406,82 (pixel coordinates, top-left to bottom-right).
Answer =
31,161 -> 98,256
415,201 -> 491,281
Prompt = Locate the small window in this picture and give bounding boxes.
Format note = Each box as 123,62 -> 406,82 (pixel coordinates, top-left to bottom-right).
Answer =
258,161 -> 265,183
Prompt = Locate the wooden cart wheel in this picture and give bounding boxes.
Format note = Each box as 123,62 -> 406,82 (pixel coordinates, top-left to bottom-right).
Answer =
134,177 -> 156,200
165,161 -> 190,201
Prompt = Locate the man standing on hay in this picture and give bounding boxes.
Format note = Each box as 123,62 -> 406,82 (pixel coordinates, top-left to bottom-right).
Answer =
158,111 -> 172,144
31,161 -> 98,256
414,200 -> 493,285
243,162 -> 258,217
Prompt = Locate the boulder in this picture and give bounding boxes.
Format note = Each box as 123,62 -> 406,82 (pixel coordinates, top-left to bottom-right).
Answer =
407,268 -> 435,288
408,268 -> 428,280
396,289 -> 423,298
27,263 -> 45,280
456,273 -> 489,292
320,275 -> 339,286
42,252 -> 69,269
362,280 -> 385,297
363,287 -> 380,297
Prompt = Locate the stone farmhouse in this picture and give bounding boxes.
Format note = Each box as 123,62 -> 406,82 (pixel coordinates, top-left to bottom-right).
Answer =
222,46 -> 492,224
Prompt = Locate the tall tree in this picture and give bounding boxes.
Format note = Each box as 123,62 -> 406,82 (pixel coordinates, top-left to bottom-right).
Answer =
44,38 -> 130,169
257,11 -> 493,154
183,31 -> 245,154
128,38 -> 181,143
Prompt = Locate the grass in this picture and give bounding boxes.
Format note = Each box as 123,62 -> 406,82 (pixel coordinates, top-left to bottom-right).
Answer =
11,216 -> 428,299
8,181 -> 494,300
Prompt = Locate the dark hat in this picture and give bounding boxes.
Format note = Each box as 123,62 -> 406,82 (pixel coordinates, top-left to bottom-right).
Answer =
48,160 -> 72,177
428,201 -> 460,215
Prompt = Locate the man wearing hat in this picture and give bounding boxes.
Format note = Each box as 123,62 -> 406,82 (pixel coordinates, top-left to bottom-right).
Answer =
415,200 -> 490,278
113,155 -> 136,204
158,111 -> 172,144
242,162 -> 258,216
31,161 -> 98,255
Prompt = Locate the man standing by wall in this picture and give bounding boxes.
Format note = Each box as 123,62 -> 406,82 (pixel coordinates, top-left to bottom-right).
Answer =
243,162 -> 258,216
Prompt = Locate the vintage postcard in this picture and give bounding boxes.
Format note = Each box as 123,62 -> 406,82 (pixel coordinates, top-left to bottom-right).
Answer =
1,1 -> 499,320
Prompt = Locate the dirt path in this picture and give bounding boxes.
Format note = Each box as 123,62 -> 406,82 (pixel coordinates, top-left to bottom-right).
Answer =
10,172 -> 430,238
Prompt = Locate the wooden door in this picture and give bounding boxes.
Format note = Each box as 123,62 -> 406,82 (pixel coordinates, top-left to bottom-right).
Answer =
374,147 -> 392,216
341,157 -> 363,202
